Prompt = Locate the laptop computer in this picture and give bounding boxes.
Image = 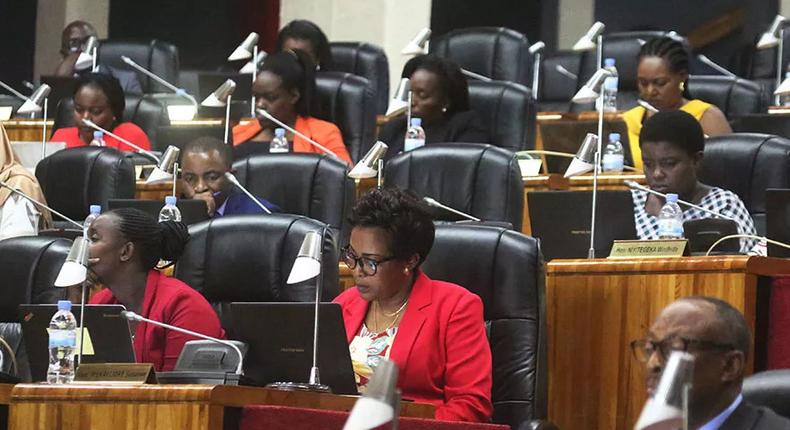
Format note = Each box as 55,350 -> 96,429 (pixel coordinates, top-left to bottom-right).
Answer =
19,304 -> 135,382
230,302 -> 358,394
528,190 -> 637,260
10,141 -> 67,173
766,188 -> 790,258
107,199 -> 209,225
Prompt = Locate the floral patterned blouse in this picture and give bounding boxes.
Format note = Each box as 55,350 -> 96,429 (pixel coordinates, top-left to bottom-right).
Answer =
349,324 -> 398,391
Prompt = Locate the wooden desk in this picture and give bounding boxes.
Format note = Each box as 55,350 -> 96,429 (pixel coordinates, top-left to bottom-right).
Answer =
135,180 -> 178,201
1,120 -> 53,142
546,255 -> 790,430
8,383 -> 434,430
0,383 -> 11,430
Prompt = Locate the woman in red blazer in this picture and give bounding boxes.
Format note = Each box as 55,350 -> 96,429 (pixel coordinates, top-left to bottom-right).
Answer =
86,208 -> 223,371
333,188 -> 492,422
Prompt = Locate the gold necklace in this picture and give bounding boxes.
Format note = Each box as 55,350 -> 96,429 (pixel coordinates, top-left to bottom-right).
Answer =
373,300 -> 407,333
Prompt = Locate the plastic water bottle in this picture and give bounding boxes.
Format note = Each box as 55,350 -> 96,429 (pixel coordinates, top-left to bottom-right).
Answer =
89,131 -> 105,147
602,133 -> 625,172
657,193 -> 684,239
404,118 -> 426,152
83,204 -> 101,238
158,196 -> 182,222
47,300 -> 78,384
270,128 -> 289,153
601,58 -> 619,112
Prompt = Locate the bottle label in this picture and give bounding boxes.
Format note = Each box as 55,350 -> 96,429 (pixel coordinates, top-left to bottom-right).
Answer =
604,76 -> 618,90
657,219 -> 684,238
48,329 -> 76,348
404,138 -> 425,152
602,154 -> 624,172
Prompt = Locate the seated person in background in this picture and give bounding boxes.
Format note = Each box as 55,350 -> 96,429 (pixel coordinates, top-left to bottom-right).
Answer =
632,110 -> 756,253
180,136 -> 279,217
53,20 -> 142,95
623,36 -> 732,170
632,296 -> 790,429
50,73 -> 151,151
334,187 -> 492,422
88,208 -> 224,371
0,124 -> 51,239
231,50 -> 352,164
276,19 -> 333,71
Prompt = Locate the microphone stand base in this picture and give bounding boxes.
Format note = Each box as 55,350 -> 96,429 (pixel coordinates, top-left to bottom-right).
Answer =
265,381 -> 332,393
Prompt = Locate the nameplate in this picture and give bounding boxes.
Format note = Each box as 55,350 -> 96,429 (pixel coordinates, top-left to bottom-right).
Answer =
608,239 -> 687,258
75,363 -> 157,384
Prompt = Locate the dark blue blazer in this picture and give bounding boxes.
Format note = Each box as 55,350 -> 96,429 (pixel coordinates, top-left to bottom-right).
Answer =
216,191 -> 280,217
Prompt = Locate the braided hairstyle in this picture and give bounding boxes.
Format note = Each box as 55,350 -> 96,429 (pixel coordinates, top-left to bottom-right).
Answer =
638,36 -> 691,98
107,208 -> 189,270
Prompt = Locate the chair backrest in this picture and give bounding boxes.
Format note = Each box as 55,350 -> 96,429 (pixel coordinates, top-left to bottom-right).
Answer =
743,369 -> 790,418
687,75 -> 766,117
420,223 -> 546,428
468,80 -> 536,151
538,51 -> 581,112
384,143 -> 524,230
174,214 -> 339,331
314,72 -> 377,163
232,152 -> 355,241
698,133 -> 790,234
328,42 -> 390,115
98,39 -> 180,93
430,27 -> 533,86
35,146 -> 136,221
52,95 -> 168,149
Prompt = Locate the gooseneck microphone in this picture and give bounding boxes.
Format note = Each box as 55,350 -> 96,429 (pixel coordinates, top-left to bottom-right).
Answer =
0,180 -> 83,229
223,172 -> 273,214
120,310 -> 244,375
81,119 -> 160,163
423,197 -> 481,222
255,109 -> 344,163
120,56 -> 198,109
624,180 -> 736,221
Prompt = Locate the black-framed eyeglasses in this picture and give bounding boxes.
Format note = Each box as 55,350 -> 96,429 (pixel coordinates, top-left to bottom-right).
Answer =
341,245 -> 396,276
630,335 -> 735,362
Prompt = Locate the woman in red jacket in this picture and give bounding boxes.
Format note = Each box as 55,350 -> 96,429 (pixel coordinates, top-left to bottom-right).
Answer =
334,188 -> 493,422
50,72 -> 151,151
87,208 -> 223,371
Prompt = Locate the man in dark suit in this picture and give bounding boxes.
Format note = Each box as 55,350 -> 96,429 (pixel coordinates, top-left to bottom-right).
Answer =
633,296 -> 790,429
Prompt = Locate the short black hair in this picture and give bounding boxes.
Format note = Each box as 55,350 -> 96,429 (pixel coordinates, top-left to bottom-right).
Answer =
639,36 -> 690,96
682,296 -> 751,360
640,110 -> 704,155
73,72 -> 126,126
182,136 -> 234,169
402,54 -> 470,115
349,187 -> 435,266
259,49 -> 318,117
276,19 -> 333,71
106,208 -> 189,270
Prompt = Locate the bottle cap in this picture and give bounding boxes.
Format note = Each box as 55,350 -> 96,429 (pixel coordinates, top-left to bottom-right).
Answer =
604,58 -> 616,67
57,300 -> 72,311
93,131 -> 103,139
89,204 -> 101,215
665,193 -> 679,203
274,128 -> 286,137
609,132 -> 621,142
165,195 -> 177,206
410,117 -> 422,127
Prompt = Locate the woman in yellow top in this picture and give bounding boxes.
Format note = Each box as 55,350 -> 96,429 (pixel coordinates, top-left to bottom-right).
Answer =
623,36 -> 732,170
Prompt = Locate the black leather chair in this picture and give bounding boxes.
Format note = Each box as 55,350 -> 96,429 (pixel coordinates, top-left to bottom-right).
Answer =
468,80 -> 536,151
0,236 -> 71,381
384,144 -> 524,231
420,224 -> 548,429
698,133 -> 790,234
52,94 -> 169,150
314,72 -> 377,163
744,31 -> 790,107
232,153 -> 355,241
430,27 -> 533,86
687,75 -> 767,117
538,51 -> 581,112
328,42 -> 390,115
35,147 -> 135,227
98,39 -> 180,93
743,369 -> 790,418
174,214 -> 340,332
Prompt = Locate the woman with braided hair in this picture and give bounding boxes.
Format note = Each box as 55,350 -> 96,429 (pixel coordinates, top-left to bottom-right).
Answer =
87,208 -> 223,371
623,36 -> 732,170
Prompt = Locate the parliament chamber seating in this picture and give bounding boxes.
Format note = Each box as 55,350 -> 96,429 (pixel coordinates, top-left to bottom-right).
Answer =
430,27 -> 533,87
328,42 -> 390,115
468,80 -> 536,151
537,51 -> 580,112
743,369 -> 790,419
384,143 -> 524,231
231,152 -> 355,241
97,39 -> 180,93
174,214 -> 340,333
0,236 -> 70,381
743,31 -> 790,106
420,224 -> 549,429
35,147 -> 135,228
698,133 -> 790,235
687,75 -> 767,117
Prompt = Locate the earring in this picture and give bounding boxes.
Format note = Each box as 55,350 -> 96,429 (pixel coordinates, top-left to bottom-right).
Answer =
403,267 -> 410,275
441,106 -> 448,113
679,81 -> 685,92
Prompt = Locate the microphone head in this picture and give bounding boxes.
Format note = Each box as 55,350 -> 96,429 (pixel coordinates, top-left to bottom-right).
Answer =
255,108 -> 273,120
624,180 -> 639,188
423,196 -> 439,207
120,310 -> 140,321
528,41 -> 546,54
81,118 -> 97,128
120,55 -> 136,66
224,171 -> 240,185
